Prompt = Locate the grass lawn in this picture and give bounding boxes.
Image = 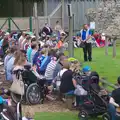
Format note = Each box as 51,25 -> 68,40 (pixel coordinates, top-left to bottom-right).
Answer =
35,112 -> 102,120
73,47 -> 120,84
35,47 -> 120,120
35,112 -> 78,120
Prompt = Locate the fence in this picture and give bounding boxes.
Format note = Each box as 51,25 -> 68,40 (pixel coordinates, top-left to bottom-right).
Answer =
0,16 -> 62,32
0,0 -> 102,32
100,79 -> 118,92
47,0 -> 101,31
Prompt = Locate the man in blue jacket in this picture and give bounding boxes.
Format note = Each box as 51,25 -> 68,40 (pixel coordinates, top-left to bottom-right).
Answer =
80,24 -> 92,62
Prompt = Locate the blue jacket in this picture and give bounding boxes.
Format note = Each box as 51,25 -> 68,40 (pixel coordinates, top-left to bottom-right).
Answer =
33,51 -> 39,65
40,56 -> 51,72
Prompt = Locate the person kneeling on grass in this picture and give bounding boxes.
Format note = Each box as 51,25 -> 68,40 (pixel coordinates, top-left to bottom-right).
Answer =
109,76 -> 120,120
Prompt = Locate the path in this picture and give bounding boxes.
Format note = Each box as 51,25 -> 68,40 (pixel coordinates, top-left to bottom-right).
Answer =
23,101 -> 70,117
0,65 -> 70,117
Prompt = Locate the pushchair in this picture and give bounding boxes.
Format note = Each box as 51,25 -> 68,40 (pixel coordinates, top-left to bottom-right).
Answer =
77,74 -> 110,120
11,65 -> 47,105
0,102 -> 22,120
78,86 -> 110,120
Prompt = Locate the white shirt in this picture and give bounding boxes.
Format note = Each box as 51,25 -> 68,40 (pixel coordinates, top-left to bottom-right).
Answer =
58,68 -> 68,78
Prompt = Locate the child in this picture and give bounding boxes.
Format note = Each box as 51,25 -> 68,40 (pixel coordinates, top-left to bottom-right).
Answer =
36,48 -> 46,73
82,66 -> 91,76
30,43 -> 38,65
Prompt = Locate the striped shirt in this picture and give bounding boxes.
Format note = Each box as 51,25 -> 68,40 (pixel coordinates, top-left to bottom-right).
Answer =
45,59 -> 57,80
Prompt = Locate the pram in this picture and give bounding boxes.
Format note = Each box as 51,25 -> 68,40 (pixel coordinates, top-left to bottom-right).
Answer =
78,87 -> 110,120
77,73 -> 110,120
0,102 -> 22,120
11,65 -> 47,105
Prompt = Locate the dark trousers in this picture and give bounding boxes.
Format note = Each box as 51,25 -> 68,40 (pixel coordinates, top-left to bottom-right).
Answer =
83,43 -> 92,61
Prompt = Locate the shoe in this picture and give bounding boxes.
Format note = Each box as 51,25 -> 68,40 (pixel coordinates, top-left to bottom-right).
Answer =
71,105 -> 80,110
89,59 -> 92,62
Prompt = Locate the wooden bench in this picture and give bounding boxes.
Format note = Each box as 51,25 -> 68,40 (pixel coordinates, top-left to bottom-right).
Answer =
65,93 -> 74,110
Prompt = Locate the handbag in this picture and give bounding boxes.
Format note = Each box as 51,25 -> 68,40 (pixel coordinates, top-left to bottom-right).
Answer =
74,85 -> 87,96
9,72 -> 24,95
79,42 -> 85,48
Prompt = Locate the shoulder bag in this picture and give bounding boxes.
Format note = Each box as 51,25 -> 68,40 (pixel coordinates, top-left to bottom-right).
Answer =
9,71 -> 24,96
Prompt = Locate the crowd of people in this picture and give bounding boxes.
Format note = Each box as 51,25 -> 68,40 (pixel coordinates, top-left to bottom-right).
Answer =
0,22 -> 119,120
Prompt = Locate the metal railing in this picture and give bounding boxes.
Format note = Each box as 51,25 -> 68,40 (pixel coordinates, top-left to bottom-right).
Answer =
100,78 -> 118,91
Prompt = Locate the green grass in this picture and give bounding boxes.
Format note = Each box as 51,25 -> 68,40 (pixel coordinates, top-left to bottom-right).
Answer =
35,112 -> 102,120
72,47 -> 120,84
35,112 -> 78,120
35,47 -> 120,120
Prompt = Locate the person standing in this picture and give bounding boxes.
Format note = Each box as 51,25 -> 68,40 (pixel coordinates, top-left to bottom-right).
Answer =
80,24 -> 92,62
55,21 -> 66,40
41,23 -> 53,36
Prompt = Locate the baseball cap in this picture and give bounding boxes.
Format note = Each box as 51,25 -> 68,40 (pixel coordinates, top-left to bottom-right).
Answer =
83,66 -> 91,72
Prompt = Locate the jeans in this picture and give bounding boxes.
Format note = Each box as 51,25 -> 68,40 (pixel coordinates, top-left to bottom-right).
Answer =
108,103 -> 116,120
46,79 -> 53,86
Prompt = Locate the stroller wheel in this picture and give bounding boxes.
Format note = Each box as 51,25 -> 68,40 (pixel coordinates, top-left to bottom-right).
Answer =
102,113 -> 111,120
78,110 -> 88,120
26,83 -> 41,105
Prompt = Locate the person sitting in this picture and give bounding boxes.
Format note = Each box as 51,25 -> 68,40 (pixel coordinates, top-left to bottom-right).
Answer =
32,43 -> 41,66
18,32 -> 25,49
13,51 -> 27,73
108,76 -> 120,120
53,53 -> 66,79
55,21 -> 66,40
6,50 -> 26,81
45,35 -> 53,47
23,36 -> 31,51
59,60 -> 77,104
39,49 -> 56,75
26,37 -> 36,62
6,50 -> 18,81
20,34 -> 29,50
45,56 -> 57,86
82,66 -> 91,76
4,47 -> 17,80
51,34 -> 58,47
41,23 -> 53,36
30,43 -> 38,65
36,48 -> 47,73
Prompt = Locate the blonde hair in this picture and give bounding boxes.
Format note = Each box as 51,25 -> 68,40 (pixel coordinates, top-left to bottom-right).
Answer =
14,51 -> 26,66
69,61 -> 80,73
40,48 -> 47,55
62,60 -> 70,69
